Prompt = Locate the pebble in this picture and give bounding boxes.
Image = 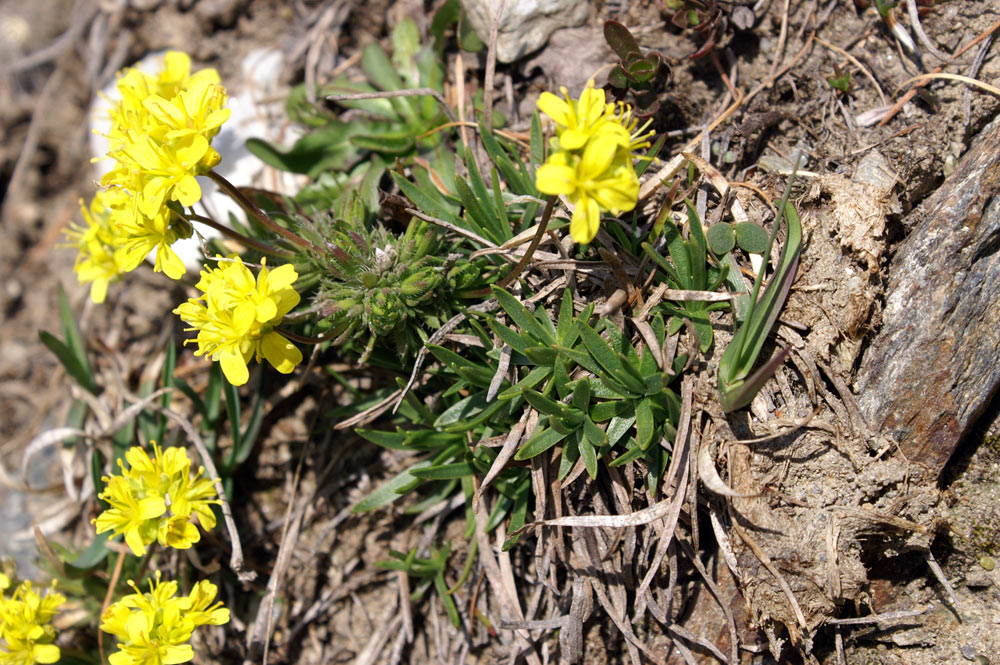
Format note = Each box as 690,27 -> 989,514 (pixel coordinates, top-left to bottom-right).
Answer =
981,556 -> 996,571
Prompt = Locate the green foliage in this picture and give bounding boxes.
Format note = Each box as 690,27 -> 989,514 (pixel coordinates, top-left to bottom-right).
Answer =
663,0 -> 727,59
376,543 -> 462,628
643,201 -> 730,351
827,64 -> 853,94
247,18 -> 452,211
603,20 -> 670,115
718,196 -> 803,412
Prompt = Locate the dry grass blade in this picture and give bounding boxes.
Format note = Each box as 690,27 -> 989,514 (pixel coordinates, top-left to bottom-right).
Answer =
677,536 -> 739,664
473,493 -> 542,665
669,624 -> 731,664
635,378 -> 694,604
900,72 -> 1000,97
905,0 -> 955,64
926,551 -> 963,621
698,437 -> 760,498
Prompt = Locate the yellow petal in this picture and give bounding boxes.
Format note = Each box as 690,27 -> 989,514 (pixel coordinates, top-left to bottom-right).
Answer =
535,160 -> 577,196
124,526 -> 148,556
536,91 -> 570,126
220,346 -> 249,386
570,196 -> 600,244
32,644 -> 61,664
156,244 -> 187,280
261,333 -> 302,374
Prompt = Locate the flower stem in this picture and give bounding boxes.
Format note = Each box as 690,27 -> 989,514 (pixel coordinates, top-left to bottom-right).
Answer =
98,547 -> 126,665
275,326 -> 328,345
495,195 -> 557,290
207,170 -> 315,251
179,211 -> 296,258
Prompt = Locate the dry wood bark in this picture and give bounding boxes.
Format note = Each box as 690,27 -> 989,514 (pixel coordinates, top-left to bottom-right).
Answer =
856,116 -> 1000,475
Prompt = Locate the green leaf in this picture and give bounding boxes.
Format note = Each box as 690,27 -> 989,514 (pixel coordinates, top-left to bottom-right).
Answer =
606,415 -> 635,447
39,331 -> 98,395
492,287 -> 554,344
589,399 -> 627,421
707,222 -> 736,255
352,460 -> 433,512
579,433 -> 599,479
635,398 -> 655,449
350,132 -> 415,155
58,286 -> 94,388
583,417 -> 607,448
604,20 -> 641,60
391,171 -> 459,223
577,321 -> 625,376
497,365 -> 550,400
735,222 -> 769,254
411,462 -> 477,479
515,425 -> 568,460
68,535 -> 110,572
523,389 -> 569,418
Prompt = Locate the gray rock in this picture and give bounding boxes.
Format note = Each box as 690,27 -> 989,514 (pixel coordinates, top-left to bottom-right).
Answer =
460,0 -> 588,63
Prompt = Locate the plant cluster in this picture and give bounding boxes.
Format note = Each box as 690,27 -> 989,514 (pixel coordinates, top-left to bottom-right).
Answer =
47,21 -> 804,659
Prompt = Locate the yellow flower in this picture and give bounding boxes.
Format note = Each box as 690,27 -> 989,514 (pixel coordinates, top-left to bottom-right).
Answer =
535,134 -> 640,244
174,257 -> 302,386
0,580 -> 65,665
65,190 -> 132,303
537,80 -> 625,151
94,443 -> 221,556
95,51 -> 229,282
100,573 -> 229,665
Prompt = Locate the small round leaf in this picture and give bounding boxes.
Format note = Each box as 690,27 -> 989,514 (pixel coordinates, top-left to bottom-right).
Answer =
735,222 -> 769,254
707,222 -> 736,255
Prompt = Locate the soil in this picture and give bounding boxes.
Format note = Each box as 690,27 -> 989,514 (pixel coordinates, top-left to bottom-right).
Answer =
2,0 -> 1000,664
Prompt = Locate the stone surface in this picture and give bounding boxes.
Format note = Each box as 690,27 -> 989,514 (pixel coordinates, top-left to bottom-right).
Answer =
460,0 -> 588,63
856,116 -> 1000,474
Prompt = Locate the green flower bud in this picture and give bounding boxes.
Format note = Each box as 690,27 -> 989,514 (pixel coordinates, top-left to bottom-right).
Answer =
400,267 -> 442,301
365,288 -> 403,336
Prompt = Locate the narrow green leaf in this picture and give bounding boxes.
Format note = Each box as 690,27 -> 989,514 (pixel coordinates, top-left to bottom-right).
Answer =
492,286 -> 554,344
411,462 -> 477,479
577,321 -> 625,376
515,425 -> 568,460
352,460 -> 433,512
606,415 -> 635,446
391,171 -> 459,224
39,331 -> 97,394
579,433 -> 599,479
635,398 -> 654,449
497,365 -> 550,400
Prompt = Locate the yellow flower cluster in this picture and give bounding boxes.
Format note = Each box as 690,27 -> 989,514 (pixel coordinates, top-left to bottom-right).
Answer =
174,256 -> 302,386
100,573 -> 228,665
94,443 -> 221,556
70,51 -> 230,300
0,574 -> 65,665
535,81 -> 653,244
